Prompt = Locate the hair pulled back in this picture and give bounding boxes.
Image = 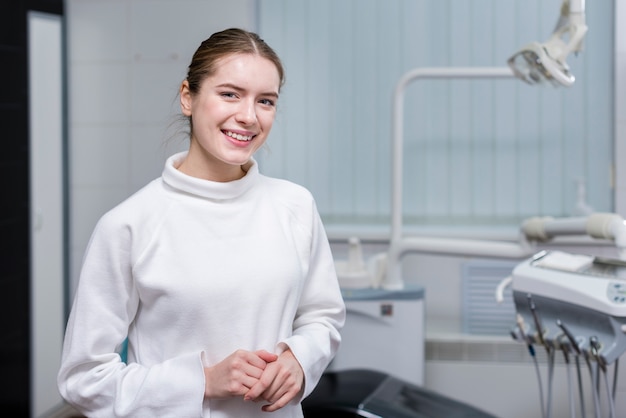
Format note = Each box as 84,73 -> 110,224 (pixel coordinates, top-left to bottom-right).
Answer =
185,28 -> 285,95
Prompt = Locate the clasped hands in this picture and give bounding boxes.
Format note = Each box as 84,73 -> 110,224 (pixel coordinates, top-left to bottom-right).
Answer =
204,347 -> 304,412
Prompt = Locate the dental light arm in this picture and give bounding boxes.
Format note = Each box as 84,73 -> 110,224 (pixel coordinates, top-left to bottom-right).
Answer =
521,213 -> 626,261
382,64 -> 626,290
507,0 -> 587,87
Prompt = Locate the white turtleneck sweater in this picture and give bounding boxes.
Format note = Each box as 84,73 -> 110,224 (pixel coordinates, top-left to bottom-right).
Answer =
58,152 -> 345,418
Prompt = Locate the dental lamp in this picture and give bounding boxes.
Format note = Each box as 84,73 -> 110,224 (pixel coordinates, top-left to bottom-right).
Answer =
507,0 -> 587,87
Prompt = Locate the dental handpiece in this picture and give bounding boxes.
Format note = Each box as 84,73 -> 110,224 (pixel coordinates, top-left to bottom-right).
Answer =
589,336 -> 607,372
558,335 -> 570,362
516,313 -> 536,356
528,294 -> 548,348
556,319 -> 581,355
589,336 -> 600,356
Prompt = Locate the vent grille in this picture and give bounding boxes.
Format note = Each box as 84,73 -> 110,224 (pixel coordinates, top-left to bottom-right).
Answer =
461,260 -> 518,336
431,259 -> 569,364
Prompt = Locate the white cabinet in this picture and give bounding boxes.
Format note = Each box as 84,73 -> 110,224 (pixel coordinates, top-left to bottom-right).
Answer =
327,284 -> 425,386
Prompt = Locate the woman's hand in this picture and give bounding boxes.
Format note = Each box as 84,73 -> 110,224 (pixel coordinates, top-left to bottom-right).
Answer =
243,348 -> 304,412
203,349 -> 278,399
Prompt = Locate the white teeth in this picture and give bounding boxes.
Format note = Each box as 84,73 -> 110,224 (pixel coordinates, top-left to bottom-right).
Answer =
226,131 -> 253,141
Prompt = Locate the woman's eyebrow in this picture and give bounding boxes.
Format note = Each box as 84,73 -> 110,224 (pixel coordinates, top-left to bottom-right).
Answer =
217,82 -> 279,99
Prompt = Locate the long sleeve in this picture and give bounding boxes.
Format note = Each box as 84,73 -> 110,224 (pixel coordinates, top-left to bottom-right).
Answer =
58,209 -> 207,418
279,198 -> 346,400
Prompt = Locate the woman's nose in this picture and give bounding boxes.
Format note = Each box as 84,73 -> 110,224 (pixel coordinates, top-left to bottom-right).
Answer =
235,100 -> 257,125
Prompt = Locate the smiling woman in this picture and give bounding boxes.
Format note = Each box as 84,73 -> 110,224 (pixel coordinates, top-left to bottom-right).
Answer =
56,28 -> 345,418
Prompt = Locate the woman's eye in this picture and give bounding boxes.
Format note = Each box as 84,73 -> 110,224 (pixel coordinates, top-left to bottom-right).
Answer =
221,92 -> 237,98
259,98 -> 275,106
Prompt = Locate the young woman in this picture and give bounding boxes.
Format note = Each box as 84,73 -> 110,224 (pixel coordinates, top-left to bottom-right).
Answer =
57,28 -> 345,417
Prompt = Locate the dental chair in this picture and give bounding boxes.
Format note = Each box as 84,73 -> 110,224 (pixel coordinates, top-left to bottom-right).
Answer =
302,369 -> 498,418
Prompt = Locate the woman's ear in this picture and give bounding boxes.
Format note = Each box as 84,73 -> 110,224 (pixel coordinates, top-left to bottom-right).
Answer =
180,80 -> 192,116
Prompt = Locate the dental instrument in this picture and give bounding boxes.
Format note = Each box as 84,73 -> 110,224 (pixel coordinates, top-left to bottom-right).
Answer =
557,319 -> 582,356
528,294 -> 548,350
508,0 -> 587,87
509,250 -> 626,418
528,293 -> 557,418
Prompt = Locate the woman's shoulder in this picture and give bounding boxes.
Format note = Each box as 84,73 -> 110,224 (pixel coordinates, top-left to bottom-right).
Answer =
96,179 -> 168,228
257,175 -> 321,227
260,175 -> 315,202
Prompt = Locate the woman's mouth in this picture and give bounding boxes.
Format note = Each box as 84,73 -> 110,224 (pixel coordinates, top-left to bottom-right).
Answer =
224,130 -> 254,142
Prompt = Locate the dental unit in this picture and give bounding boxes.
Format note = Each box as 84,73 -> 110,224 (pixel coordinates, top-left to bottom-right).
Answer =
360,61 -> 626,417
505,250 -> 626,418
321,1 -> 623,417
331,60 -> 626,414
330,69 -> 624,418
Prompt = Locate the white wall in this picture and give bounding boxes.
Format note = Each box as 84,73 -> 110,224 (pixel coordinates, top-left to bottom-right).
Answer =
617,1 -> 626,216
65,1 -> 626,418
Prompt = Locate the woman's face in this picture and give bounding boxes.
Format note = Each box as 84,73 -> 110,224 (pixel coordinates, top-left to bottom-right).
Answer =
179,53 -> 280,181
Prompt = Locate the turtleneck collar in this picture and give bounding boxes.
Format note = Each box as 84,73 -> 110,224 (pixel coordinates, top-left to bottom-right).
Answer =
161,151 -> 259,200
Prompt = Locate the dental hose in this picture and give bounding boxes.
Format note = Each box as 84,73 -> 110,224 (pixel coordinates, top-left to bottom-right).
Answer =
587,335 -> 615,418
560,339 -> 575,418
566,356 -> 575,418
517,313 -> 546,418
533,344 -> 547,418
612,358 -> 619,402
575,356 -> 586,418
546,347 -> 555,418
528,295 -> 553,418
536,353 -> 547,418
586,357 -> 601,418
557,319 -> 586,418
591,340 -> 616,418
603,363 -> 616,418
